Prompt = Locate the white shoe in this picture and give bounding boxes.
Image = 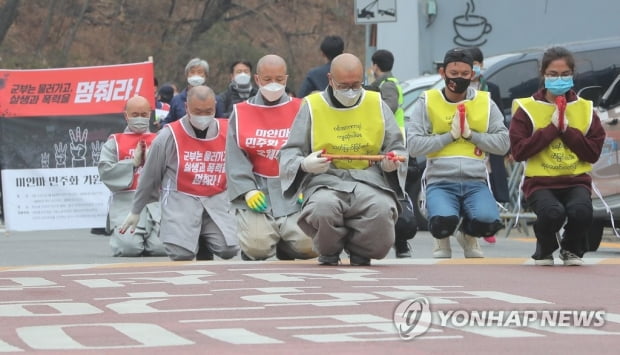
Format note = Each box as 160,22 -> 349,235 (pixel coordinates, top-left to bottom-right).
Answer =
456,232 -> 484,258
432,237 -> 452,258
559,249 -> 583,266
534,255 -> 554,266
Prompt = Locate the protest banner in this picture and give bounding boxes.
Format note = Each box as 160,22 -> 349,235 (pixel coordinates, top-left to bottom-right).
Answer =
0,62 -> 154,231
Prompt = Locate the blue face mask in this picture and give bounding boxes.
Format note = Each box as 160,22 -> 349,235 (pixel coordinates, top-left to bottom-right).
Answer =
473,65 -> 481,78
545,76 -> 573,96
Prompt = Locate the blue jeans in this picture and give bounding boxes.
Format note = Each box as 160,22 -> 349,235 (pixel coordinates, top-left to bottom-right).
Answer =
426,181 -> 501,237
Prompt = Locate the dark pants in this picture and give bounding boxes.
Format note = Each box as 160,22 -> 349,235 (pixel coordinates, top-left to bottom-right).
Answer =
527,186 -> 592,259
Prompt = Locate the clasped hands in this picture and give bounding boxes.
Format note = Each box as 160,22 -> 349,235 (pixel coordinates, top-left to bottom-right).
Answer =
450,110 -> 472,140
551,108 -> 568,133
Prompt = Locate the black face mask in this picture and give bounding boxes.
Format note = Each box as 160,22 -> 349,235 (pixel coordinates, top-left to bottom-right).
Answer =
445,76 -> 471,94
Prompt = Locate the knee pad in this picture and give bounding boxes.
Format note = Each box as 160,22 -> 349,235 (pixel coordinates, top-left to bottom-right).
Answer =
429,215 -> 459,239
466,219 -> 504,237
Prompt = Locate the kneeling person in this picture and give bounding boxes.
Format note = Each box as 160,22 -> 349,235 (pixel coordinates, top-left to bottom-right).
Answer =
98,95 -> 165,257
121,86 -> 239,261
226,54 -> 317,261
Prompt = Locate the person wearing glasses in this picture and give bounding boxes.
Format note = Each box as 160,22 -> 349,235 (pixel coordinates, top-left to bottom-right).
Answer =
407,48 -> 509,259
510,46 -> 605,266
279,53 -> 407,266
226,54 -> 317,261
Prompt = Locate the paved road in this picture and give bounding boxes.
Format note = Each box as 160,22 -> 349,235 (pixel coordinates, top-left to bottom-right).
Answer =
1,224 -> 619,267
1,225 -> 619,354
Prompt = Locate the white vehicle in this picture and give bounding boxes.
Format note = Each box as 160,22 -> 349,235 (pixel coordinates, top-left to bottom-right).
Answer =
400,73 -> 442,113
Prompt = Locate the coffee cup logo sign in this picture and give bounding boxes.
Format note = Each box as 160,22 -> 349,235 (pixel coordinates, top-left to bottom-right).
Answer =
453,0 -> 493,47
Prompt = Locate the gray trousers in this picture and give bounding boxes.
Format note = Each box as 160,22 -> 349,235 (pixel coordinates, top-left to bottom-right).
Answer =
236,209 -> 317,260
298,183 -> 398,259
109,202 -> 166,257
163,213 -> 239,261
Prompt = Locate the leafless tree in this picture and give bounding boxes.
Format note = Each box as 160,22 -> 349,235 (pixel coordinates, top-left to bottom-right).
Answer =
0,0 -> 20,46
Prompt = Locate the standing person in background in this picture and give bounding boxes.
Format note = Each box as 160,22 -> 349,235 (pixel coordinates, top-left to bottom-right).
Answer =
297,35 -> 344,98
98,95 -> 165,257
226,54 -> 317,261
161,58 -> 209,125
510,46 -> 605,266
467,47 -> 510,244
367,49 -> 417,258
216,60 -> 258,118
120,86 -> 239,261
280,53 -> 407,266
407,48 -> 509,259
154,83 -> 174,129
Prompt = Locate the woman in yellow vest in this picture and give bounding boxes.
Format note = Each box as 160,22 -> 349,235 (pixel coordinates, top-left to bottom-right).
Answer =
510,47 -> 606,266
407,48 -> 510,259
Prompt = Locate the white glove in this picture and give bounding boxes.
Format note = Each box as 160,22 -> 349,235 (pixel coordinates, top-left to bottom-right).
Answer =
301,150 -> 330,174
450,112 -> 461,140
132,141 -> 144,167
551,108 -> 567,132
462,116 -> 472,139
119,213 -> 140,234
380,151 -> 400,172
551,108 -> 560,129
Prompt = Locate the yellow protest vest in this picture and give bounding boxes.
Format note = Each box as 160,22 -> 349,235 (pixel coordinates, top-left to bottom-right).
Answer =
425,89 -> 490,160
512,97 -> 593,177
307,90 -> 384,169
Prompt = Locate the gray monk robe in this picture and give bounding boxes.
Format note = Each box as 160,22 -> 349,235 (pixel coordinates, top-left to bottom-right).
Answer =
279,89 -> 407,260
98,128 -> 165,257
130,117 -> 239,259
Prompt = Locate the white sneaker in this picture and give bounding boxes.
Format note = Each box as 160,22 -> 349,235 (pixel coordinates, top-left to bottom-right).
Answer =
456,232 -> 484,258
560,249 -> 584,266
534,255 -> 554,266
432,238 -> 452,258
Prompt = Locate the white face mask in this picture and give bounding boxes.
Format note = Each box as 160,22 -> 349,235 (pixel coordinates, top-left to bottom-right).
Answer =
334,88 -> 363,107
189,113 -> 214,130
187,75 -> 205,87
260,82 -> 286,102
127,117 -> 149,133
234,72 -> 251,86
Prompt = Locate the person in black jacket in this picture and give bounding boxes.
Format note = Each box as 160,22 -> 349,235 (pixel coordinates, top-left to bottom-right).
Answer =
216,60 -> 258,118
297,35 -> 344,98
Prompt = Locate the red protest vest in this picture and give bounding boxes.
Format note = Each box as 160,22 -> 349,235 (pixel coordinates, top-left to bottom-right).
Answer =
111,132 -> 156,191
235,98 -> 301,177
168,119 -> 227,197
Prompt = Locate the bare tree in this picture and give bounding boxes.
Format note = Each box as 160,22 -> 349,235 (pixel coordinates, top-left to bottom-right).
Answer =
57,0 -> 90,66
0,0 -> 20,46
188,0 -> 233,44
35,0 -> 59,56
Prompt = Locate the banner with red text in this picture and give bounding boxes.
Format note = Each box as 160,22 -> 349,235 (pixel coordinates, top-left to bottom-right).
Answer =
0,62 -> 154,231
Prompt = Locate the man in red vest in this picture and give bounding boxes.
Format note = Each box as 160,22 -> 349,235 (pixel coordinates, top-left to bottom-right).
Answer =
98,95 -> 165,257
120,86 -> 239,261
226,54 -> 317,261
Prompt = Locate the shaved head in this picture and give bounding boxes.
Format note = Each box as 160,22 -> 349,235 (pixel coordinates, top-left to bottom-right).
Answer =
256,54 -> 287,74
328,53 -> 363,89
125,95 -> 151,112
186,85 -> 216,117
331,53 -> 363,74
187,85 -> 215,102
